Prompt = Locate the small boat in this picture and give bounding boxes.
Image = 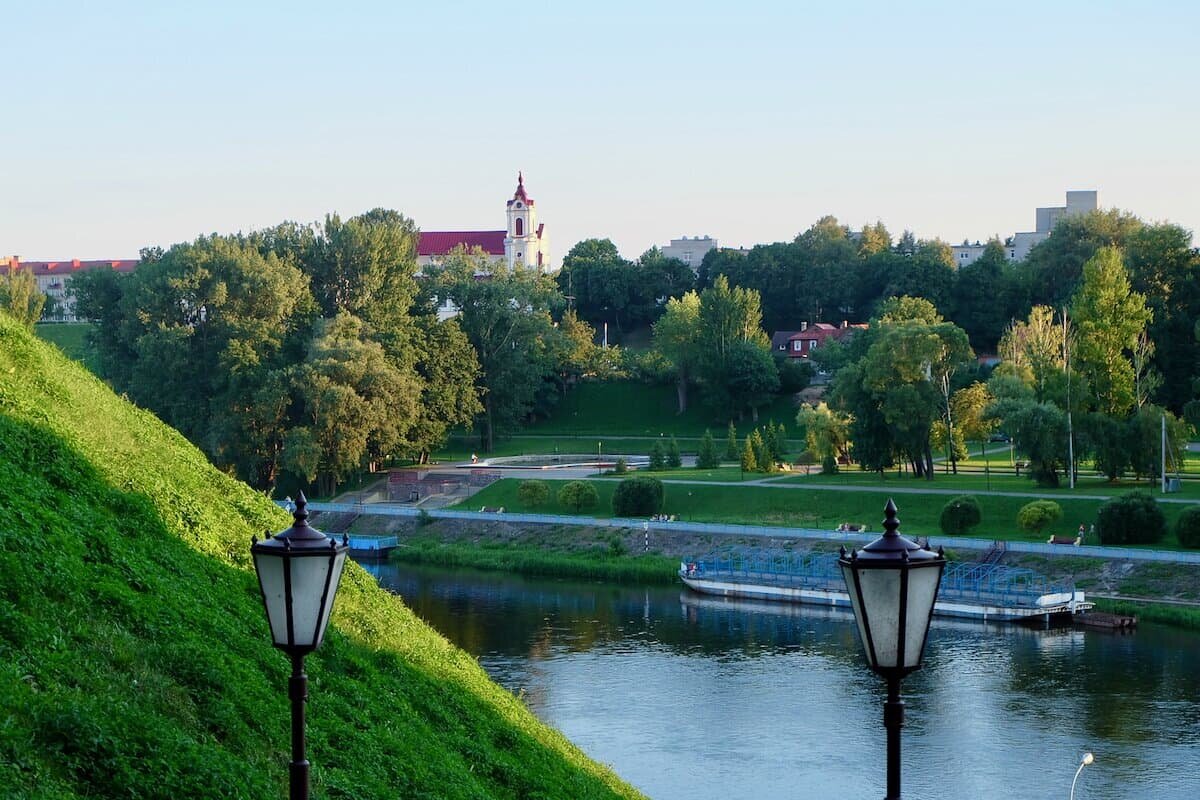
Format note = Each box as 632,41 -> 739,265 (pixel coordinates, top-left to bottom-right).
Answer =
679,548 -> 1093,624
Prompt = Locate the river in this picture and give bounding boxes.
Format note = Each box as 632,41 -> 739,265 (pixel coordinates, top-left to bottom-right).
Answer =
363,561 -> 1200,800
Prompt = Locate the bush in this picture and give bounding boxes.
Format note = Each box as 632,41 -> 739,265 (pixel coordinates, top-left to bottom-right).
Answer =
1017,500 -> 1062,534
696,429 -> 720,469
821,454 -> 838,475
613,457 -> 628,475
667,436 -> 682,468
1176,507 -> 1200,549
416,508 -> 435,527
517,479 -> 550,508
557,480 -> 599,514
939,496 -> 982,536
648,441 -> 666,471
1096,491 -> 1166,545
612,476 -> 665,517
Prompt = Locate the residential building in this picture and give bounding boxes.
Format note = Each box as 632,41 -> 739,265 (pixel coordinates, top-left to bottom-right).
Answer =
770,320 -> 867,361
661,235 -> 717,272
951,189 -> 1098,266
3,256 -> 137,322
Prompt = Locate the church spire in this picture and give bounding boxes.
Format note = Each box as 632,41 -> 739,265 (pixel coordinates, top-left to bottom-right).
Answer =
509,171 -> 532,206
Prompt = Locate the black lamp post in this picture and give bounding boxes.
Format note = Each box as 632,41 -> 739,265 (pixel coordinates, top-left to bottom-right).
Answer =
252,492 -> 349,800
839,499 -> 945,800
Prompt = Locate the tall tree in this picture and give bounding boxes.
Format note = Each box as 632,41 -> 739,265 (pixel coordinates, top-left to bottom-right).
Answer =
0,265 -> 46,327
652,291 -> 702,413
1070,247 -> 1152,415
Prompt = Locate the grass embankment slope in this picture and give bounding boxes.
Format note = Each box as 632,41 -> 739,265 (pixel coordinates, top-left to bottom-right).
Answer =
0,317 -> 641,800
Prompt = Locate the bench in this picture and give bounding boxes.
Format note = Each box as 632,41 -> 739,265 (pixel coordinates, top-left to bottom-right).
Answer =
1048,535 -> 1081,546
480,506 -> 505,514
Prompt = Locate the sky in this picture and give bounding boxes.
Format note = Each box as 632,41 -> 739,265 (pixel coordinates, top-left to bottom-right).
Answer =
4,0 -> 1199,261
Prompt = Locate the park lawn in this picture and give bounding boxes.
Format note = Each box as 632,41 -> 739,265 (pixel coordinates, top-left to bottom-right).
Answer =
600,465 -> 746,483
434,435 -> 711,464
520,380 -> 801,437
33,321 -> 93,362
780,469 -> 1200,500
456,478 -> 1191,546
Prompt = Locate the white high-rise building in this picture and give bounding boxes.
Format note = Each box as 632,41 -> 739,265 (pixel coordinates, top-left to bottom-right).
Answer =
951,190 -> 1098,267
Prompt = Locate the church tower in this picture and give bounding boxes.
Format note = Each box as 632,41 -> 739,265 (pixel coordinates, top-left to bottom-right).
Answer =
504,172 -> 548,271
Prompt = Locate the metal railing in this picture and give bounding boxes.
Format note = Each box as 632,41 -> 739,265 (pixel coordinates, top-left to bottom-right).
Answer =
296,501 -> 1200,565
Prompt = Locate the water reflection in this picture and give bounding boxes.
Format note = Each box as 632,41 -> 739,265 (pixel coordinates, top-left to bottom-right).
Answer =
365,561 -> 1200,800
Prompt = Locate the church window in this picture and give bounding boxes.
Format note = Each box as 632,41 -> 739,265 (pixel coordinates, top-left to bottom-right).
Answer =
515,217 -> 524,236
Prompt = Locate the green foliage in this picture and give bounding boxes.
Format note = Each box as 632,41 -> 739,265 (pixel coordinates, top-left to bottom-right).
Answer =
1174,507 -> 1200,549
611,477 -> 665,517
648,440 -> 666,471
0,265 -> 46,326
796,402 -> 850,462
696,429 -> 720,469
517,479 -> 551,508
1017,500 -> 1063,534
821,454 -> 838,475
557,239 -> 693,334
0,316 -> 640,800
613,457 -> 628,475
988,400 -> 1069,487
939,496 -> 982,536
666,436 -> 682,468
725,421 -> 739,460
1096,492 -> 1166,545
653,292 -> 702,413
416,508 -> 435,527
557,480 -> 600,513
741,438 -> 758,472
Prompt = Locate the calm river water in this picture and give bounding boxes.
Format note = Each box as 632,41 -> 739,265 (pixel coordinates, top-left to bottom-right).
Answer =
363,561 -> 1200,800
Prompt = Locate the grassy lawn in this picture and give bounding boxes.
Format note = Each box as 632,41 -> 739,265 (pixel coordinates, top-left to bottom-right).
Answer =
779,468 -> 1200,500
455,477 -> 1193,547
600,465 -> 746,482
519,380 -> 800,437
433,434 -> 716,463
34,321 -> 93,362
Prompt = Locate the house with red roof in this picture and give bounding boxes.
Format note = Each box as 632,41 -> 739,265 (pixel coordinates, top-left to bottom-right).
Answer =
770,321 -> 867,361
4,256 -> 137,322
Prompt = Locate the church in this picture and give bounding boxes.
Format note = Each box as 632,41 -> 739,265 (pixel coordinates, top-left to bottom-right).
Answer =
416,172 -> 552,273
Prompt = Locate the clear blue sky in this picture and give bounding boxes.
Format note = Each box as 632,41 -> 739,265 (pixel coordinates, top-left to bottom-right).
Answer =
4,1 -> 1198,261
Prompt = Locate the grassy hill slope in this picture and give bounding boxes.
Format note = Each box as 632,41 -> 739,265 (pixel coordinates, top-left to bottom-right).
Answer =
0,316 -> 642,800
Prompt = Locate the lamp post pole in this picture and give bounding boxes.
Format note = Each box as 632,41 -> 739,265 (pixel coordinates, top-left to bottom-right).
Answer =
884,675 -> 903,800
289,653 -> 309,800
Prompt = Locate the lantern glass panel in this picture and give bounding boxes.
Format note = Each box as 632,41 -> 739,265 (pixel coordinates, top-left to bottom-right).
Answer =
288,553 -> 336,649
840,562 -> 874,665
856,567 -> 903,668
903,564 -> 941,669
252,550 -> 290,647
314,550 -> 348,648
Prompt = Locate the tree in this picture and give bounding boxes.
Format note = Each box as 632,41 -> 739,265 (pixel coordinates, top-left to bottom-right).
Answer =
740,438 -> 758,473
653,292 -> 702,413
1095,492 -> 1166,545
429,247 -> 562,451
558,480 -> 599,514
408,316 -> 483,463
706,340 -> 780,422
517,479 -> 550,508
940,496 -> 982,536
987,400 -> 1069,487
0,265 -> 46,327
1175,507 -> 1200,549
696,429 -> 720,469
556,239 -> 635,331
997,306 -> 1067,404
1126,405 -> 1187,481
695,276 -> 776,420
795,402 -> 851,463
1071,247 -> 1152,416
648,441 -> 666,471
950,239 -> 1014,351
1022,209 -> 1143,308
951,382 -> 997,457
611,477 -> 665,517
667,437 -> 683,468
1017,500 -> 1062,535
725,421 -> 739,461
1078,412 -> 1130,482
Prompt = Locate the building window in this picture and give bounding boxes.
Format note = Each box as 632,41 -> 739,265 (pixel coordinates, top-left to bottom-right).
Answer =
793,341 -> 802,352
515,217 -> 524,236
682,252 -> 692,262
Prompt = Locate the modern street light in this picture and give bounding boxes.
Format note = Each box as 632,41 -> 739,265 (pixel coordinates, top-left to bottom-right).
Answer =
251,492 -> 349,800
1070,752 -> 1094,800
839,499 -> 946,800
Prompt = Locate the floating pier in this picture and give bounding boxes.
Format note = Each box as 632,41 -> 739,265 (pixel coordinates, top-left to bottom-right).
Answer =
679,547 -> 1093,623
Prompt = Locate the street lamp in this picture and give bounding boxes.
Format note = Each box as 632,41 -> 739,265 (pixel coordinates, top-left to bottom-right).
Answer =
839,499 -> 946,800
1070,752 -> 1094,800
251,492 -> 349,800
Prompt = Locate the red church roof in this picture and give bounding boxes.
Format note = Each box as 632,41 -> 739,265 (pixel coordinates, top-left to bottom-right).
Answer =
506,171 -> 534,208
417,231 -> 506,257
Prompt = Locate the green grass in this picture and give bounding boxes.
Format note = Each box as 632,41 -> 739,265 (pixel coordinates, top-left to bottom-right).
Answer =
600,466 -> 746,482
457,477 -> 1193,547
1092,598 -> 1200,631
519,380 -> 800,437
33,322 -> 93,363
781,468 -> 1200,499
0,316 -> 641,799
390,537 -> 679,584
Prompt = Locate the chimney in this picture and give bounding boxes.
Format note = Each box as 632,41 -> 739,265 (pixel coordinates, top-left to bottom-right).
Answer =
72,258 -> 81,269
841,320 -> 848,329
800,321 -> 808,332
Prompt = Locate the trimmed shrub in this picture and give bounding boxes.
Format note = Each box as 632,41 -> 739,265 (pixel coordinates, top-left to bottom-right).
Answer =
821,454 -> 838,475
1017,500 -> 1062,534
557,480 -> 599,514
939,495 -> 982,536
613,457 -> 628,475
517,479 -> 550,508
1096,491 -> 1166,545
648,441 -> 666,471
1176,507 -> 1200,549
612,476 -> 665,517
